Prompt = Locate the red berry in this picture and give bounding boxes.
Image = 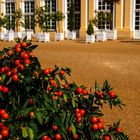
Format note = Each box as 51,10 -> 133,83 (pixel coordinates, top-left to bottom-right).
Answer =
77,117 -> 82,123
60,70 -> 65,75
79,109 -> 85,116
22,53 -> 29,60
15,59 -> 21,66
21,42 -> 27,48
74,134 -> 79,139
68,126 -> 72,133
29,98 -> 33,105
1,67 -> 5,73
75,108 -> 80,113
57,91 -> 63,97
12,74 -> 19,82
1,129 -> 9,137
91,116 -> 98,123
2,113 -> 9,120
52,124 -> 58,131
4,66 -> 10,72
29,112 -> 34,117
0,85 -> 3,91
12,68 -> 18,74
55,134 -> 62,140
103,135 -> 111,140
43,69 -> 49,75
117,127 -> 121,133
109,91 -> 116,98
0,109 -> 5,115
48,87 -> 52,91
24,59 -> 31,65
97,122 -> 103,129
76,87 -> 83,94
42,135 -> 48,140
7,50 -> 13,56
15,44 -> 21,53
0,134 -> 3,139
82,89 -> 88,95
76,112 -> 82,118
18,64 -> 25,71
92,123 -> 98,131
2,87 -> 9,93
7,71 -> 11,77
48,68 -> 53,73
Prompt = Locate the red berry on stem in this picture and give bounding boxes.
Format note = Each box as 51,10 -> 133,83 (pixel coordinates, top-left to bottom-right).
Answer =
1,129 -> 9,137
91,116 -> 98,123
76,87 -> 83,94
21,42 -> 27,48
109,91 -> 116,98
92,123 -> 98,131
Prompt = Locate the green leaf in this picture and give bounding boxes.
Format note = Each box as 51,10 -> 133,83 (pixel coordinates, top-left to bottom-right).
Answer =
6,77 -> 12,85
22,127 -> 28,138
71,123 -> 76,136
27,127 -> 34,140
61,111 -> 67,124
23,35 -> 27,42
72,97 -> 76,108
35,110 -> 43,125
63,93 -> 67,102
1,73 -> 6,83
28,45 -> 38,52
95,81 -> 99,91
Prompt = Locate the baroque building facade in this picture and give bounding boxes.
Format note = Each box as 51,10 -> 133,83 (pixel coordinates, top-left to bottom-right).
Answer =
0,0 -> 139,39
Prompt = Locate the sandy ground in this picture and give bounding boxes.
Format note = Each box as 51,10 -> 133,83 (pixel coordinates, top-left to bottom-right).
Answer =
0,39 -> 140,140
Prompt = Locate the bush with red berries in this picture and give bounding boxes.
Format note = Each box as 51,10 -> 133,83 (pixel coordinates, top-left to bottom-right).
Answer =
0,37 -> 128,140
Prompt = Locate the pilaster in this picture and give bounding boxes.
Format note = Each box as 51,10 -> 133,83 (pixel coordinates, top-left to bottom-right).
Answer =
57,0 -> 64,33
80,0 -> 87,38
35,0 -> 41,32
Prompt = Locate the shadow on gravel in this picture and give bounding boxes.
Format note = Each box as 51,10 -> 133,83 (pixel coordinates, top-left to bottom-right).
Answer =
120,40 -> 140,45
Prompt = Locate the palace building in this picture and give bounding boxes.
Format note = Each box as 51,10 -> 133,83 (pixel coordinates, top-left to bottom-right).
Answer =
0,0 -> 139,39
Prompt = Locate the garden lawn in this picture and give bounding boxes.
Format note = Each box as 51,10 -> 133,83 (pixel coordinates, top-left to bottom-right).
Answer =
0,39 -> 140,140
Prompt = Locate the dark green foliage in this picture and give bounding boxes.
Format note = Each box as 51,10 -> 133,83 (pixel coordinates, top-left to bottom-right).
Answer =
35,6 -> 51,33
68,0 -> 75,31
93,11 -> 113,30
0,37 -> 128,140
87,21 -> 94,35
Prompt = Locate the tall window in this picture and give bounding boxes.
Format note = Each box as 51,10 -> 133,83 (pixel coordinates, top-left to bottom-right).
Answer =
135,0 -> 140,30
44,0 -> 56,30
24,0 -> 35,30
67,0 -> 80,30
5,0 -> 15,30
98,0 -> 113,30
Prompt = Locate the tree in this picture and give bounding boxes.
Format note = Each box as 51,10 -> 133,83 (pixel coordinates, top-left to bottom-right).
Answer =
93,11 -> 113,31
87,21 -> 94,35
35,6 -> 51,33
0,16 -> 7,32
14,9 -> 22,32
53,10 -> 65,33
68,0 -> 75,32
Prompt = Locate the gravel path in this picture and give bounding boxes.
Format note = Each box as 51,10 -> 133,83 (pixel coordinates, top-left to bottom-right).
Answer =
0,39 -> 140,140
